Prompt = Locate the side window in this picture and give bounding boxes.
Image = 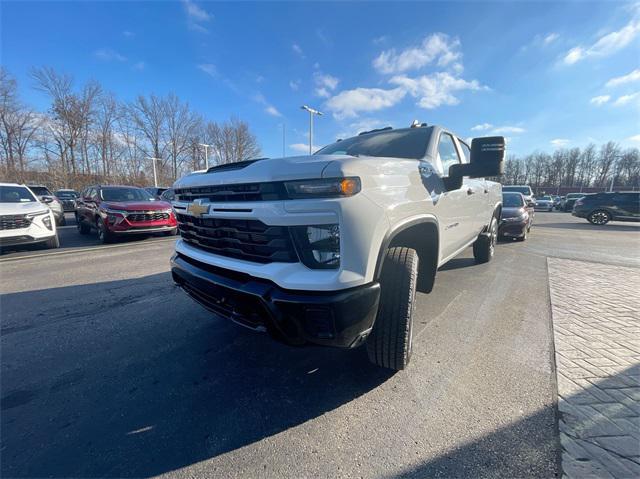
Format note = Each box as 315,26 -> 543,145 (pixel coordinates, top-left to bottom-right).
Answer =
458,140 -> 471,164
437,133 -> 461,176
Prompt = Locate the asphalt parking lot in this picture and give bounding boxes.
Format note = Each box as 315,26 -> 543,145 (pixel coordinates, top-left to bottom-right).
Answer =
1,212 -> 638,478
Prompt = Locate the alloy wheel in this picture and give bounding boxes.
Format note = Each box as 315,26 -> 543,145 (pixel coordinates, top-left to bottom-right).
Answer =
589,211 -> 609,225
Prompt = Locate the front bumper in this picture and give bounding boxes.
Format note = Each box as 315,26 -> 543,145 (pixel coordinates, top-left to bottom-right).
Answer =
171,253 -> 381,348
499,220 -> 527,237
110,225 -> 177,235
0,234 -> 53,247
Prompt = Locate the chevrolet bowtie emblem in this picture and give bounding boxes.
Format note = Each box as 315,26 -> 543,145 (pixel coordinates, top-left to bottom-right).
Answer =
187,202 -> 209,217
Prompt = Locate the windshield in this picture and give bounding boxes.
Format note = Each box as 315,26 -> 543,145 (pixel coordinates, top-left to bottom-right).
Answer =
538,196 -> 552,201
55,191 -> 77,199
502,192 -> 525,207
29,186 -> 53,196
502,186 -> 532,195
0,185 -> 38,203
314,128 -> 431,160
100,187 -> 154,202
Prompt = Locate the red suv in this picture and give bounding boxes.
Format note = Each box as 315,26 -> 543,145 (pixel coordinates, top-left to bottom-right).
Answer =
76,185 -> 177,243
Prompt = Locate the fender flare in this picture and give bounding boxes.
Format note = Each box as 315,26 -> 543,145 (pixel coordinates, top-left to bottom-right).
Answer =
373,215 -> 439,280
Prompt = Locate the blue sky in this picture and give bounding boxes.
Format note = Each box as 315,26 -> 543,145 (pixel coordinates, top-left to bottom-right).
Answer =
2,1 -> 639,157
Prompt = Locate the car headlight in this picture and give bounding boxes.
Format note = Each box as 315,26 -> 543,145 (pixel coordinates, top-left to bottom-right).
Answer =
102,207 -> 128,225
284,177 -> 360,199
42,215 -> 52,230
291,224 -> 340,269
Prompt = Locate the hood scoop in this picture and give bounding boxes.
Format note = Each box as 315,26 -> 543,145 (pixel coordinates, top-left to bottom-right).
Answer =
206,158 -> 269,173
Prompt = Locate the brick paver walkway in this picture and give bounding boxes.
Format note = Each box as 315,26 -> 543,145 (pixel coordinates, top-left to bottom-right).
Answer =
548,258 -> 640,478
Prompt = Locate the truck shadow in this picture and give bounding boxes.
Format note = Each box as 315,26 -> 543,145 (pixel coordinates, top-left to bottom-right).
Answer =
0,273 -> 393,477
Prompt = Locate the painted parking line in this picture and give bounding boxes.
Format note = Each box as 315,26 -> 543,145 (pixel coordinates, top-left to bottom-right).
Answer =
0,237 -> 177,263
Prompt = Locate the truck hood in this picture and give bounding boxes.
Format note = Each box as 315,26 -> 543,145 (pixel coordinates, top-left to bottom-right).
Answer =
103,200 -> 172,211
0,201 -> 50,216
173,155 -> 352,188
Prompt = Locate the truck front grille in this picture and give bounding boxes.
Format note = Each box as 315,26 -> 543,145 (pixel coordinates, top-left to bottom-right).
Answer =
127,212 -> 170,222
0,215 -> 32,230
174,182 -> 287,203
176,213 -> 297,264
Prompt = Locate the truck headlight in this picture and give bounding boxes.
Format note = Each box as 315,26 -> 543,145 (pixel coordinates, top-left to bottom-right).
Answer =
285,177 -> 360,199
291,224 -> 340,269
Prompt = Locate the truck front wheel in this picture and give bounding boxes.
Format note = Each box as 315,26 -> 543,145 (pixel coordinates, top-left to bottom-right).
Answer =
366,247 -> 418,371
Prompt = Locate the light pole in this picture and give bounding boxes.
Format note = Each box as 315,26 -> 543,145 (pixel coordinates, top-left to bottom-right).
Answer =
301,105 -> 323,155
147,157 -> 162,187
198,143 -> 211,170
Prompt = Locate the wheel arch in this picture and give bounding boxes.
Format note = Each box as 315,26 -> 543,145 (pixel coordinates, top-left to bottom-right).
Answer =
374,216 -> 439,282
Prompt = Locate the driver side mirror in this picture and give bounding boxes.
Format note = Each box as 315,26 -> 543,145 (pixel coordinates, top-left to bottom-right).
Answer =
527,201 -> 536,208
446,136 -> 506,190
40,196 -> 53,204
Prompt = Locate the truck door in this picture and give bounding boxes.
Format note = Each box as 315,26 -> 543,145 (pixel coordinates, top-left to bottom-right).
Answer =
456,138 -> 488,232
435,132 -> 478,260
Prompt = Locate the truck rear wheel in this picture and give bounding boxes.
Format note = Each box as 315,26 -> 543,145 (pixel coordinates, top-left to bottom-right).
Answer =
366,247 -> 418,371
473,216 -> 497,264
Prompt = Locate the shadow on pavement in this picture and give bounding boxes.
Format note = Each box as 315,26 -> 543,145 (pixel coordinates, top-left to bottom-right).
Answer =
534,222 -> 640,232
0,273 -> 394,477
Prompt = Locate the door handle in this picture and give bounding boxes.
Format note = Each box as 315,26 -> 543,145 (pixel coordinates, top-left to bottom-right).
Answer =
484,189 -> 489,194
467,188 -> 475,195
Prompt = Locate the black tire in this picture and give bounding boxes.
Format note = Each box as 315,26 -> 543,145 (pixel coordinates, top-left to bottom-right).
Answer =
77,215 -> 90,235
44,234 -> 60,249
366,247 -> 418,371
587,210 -> 611,225
473,215 -> 498,263
517,228 -> 528,242
96,217 -> 114,244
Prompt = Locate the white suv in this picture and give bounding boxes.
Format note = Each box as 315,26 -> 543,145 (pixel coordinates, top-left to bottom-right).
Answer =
170,124 -> 504,370
0,182 -> 60,249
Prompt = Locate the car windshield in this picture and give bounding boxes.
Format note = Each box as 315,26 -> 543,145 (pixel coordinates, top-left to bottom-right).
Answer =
539,196 -> 552,201
502,193 -> 525,207
29,186 -> 52,196
55,191 -> 77,199
101,187 -> 154,202
0,185 -> 37,203
502,186 -> 531,195
314,128 -> 431,160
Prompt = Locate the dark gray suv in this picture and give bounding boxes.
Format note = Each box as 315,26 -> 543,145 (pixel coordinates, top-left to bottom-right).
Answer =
573,192 -> 640,225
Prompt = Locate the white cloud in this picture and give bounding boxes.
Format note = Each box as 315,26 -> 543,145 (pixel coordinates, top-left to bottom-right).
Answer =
551,138 -> 570,147
94,48 -> 127,62
122,30 -> 135,38
543,33 -> 560,45
290,143 -> 311,153
389,72 -> 485,109
613,91 -> 640,106
491,126 -> 525,134
182,0 -> 211,22
292,43 -> 305,58
314,72 -> 339,98
182,0 -> 211,33
373,33 -> 461,74
372,35 -> 388,45
606,69 -> 640,88
254,93 -> 282,117
265,105 -> 282,117
563,18 -> 640,64
337,118 -> 389,139
197,63 -> 217,77
590,95 -> 611,105
628,134 -> 640,142
132,61 -> 146,72
471,123 -> 493,131
289,80 -> 300,91
325,87 -> 406,119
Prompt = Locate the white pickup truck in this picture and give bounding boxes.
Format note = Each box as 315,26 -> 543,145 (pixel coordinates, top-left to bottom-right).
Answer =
171,123 -> 504,370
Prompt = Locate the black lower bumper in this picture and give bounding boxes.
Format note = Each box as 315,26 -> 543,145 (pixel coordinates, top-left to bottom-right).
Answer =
498,221 -> 527,237
171,253 -> 381,348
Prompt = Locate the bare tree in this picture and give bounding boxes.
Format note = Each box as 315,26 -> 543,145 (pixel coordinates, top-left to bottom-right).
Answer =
31,67 -> 101,177
577,144 -> 597,188
0,68 -> 41,179
205,117 -> 261,165
163,93 -> 202,180
595,141 -> 620,187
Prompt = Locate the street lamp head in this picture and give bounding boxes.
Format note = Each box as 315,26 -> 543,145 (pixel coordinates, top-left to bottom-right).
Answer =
198,143 -> 211,148
301,105 -> 323,116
